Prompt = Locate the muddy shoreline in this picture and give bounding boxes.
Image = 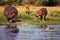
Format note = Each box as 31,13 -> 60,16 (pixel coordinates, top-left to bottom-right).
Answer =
0,22 -> 59,25
0,22 -> 31,25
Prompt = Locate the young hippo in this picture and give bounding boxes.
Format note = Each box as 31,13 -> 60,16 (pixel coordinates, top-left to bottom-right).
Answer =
4,5 -> 18,22
36,8 -> 47,20
26,6 -> 30,14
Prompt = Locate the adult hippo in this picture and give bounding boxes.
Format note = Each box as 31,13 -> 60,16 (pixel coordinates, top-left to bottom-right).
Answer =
36,8 -> 47,20
4,5 -> 18,22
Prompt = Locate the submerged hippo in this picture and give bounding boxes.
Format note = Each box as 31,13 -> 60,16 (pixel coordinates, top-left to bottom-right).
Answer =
36,8 -> 47,20
4,5 -> 18,22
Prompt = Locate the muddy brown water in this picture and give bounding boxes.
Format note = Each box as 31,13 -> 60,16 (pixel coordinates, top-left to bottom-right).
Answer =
0,24 -> 60,40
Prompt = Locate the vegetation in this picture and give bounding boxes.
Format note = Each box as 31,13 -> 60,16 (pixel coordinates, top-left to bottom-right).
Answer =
17,11 -> 60,25
0,6 -> 60,25
0,0 -> 60,6
0,0 -> 60,25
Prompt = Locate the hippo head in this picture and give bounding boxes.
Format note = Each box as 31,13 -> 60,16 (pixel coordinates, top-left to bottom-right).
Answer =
36,13 -> 39,17
36,11 -> 43,17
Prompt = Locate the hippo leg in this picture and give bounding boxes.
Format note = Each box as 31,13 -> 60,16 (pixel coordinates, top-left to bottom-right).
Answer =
42,15 -> 45,20
7,18 -> 12,22
28,12 -> 30,14
44,16 -> 46,20
40,16 -> 43,20
12,17 -> 17,22
26,11 -> 30,14
7,18 -> 10,21
9,19 -> 12,23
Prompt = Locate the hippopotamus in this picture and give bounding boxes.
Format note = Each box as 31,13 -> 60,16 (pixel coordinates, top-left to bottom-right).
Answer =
26,6 -> 30,14
36,8 -> 47,20
4,5 -> 18,22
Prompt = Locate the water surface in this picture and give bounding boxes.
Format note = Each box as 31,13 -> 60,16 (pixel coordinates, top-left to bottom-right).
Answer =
0,24 -> 60,40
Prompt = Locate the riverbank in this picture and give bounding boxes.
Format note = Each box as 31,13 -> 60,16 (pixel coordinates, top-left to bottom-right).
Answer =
0,6 -> 60,25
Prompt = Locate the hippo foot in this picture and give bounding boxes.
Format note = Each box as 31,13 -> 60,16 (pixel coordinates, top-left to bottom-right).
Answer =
12,18 -> 17,22
9,20 -> 12,23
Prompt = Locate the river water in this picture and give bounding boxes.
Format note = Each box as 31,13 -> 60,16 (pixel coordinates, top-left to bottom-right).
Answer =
0,24 -> 60,40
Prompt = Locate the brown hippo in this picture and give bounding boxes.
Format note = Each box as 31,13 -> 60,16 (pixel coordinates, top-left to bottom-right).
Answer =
4,5 -> 18,22
26,6 -> 30,14
36,8 -> 47,20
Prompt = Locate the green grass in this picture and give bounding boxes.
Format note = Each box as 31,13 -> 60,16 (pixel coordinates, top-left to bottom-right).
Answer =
18,10 -> 60,25
0,10 -> 60,25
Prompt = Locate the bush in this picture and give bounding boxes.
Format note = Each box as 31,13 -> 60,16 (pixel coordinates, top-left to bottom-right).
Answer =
0,0 -> 60,6
50,11 -> 60,17
18,12 -> 33,20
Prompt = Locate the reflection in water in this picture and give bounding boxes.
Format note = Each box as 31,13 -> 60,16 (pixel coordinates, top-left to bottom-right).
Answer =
0,24 -> 60,40
5,24 -> 19,33
4,24 -> 19,40
40,25 -> 54,31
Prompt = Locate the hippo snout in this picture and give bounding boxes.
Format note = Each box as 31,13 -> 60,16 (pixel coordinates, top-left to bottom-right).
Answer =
36,15 -> 38,17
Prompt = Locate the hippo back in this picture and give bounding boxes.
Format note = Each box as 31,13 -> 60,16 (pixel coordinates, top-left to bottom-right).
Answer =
40,8 -> 47,15
37,8 -> 47,16
4,5 -> 18,18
